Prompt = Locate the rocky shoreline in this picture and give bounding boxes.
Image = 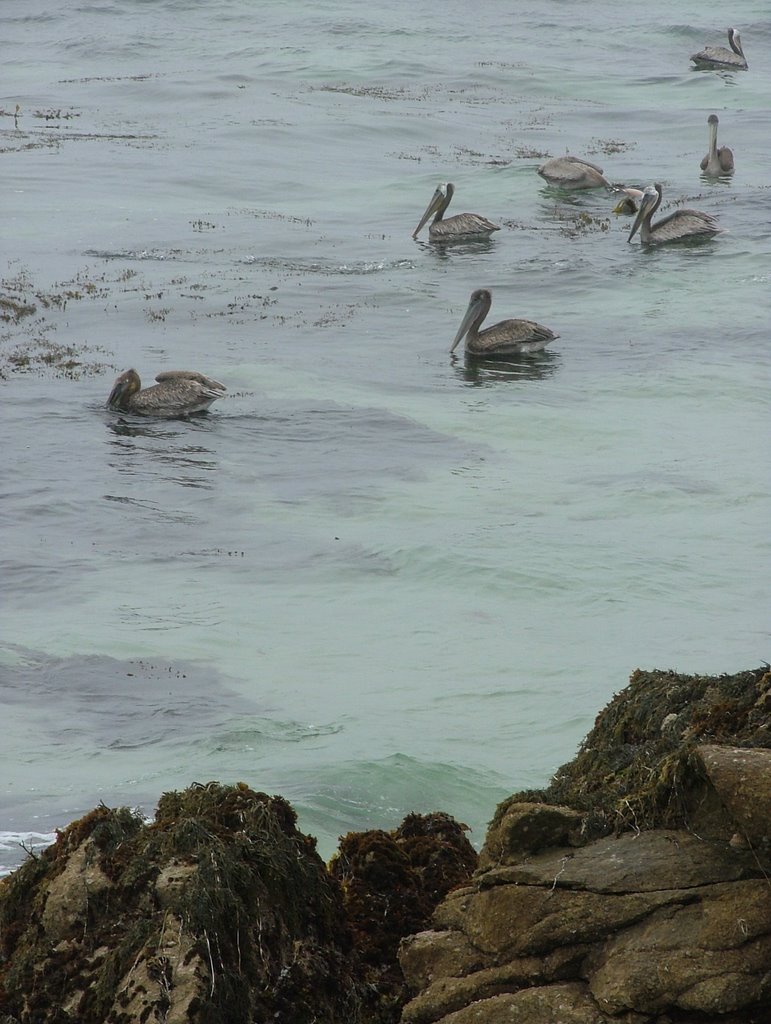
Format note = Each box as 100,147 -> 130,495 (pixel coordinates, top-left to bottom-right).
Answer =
1,665 -> 769,1023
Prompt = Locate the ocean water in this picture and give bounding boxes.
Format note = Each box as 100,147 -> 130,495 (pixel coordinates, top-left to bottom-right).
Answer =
1,0 -> 769,874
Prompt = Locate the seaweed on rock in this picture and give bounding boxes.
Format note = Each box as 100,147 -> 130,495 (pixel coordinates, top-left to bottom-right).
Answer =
0,782 -> 359,1024
492,665 -> 771,842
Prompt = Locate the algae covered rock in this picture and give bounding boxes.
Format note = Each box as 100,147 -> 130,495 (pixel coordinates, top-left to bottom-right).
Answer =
399,666 -> 771,1024
330,811 -> 478,1019
0,786 -> 477,1024
0,782 -> 358,1023
492,664 -> 771,843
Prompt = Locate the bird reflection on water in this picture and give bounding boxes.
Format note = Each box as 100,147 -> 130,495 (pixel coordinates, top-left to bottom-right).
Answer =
413,236 -> 498,261
105,418 -> 220,491
453,350 -> 560,387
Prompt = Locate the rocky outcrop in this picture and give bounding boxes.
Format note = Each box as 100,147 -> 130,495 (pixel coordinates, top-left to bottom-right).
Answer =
0,784 -> 476,1024
399,666 -> 771,1024
2,666 -> 769,1023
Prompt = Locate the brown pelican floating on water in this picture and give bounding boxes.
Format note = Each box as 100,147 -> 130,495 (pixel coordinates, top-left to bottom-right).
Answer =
537,156 -> 610,190
612,187 -> 645,214
412,182 -> 500,241
627,184 -> 721,246
700,114 -> 734,175
691,28 -> 747,70
450,288 -> 558,358
107,369 -> 227,417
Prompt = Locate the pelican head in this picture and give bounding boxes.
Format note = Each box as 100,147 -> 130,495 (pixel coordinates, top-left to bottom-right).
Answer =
450,288 -> 490,354
627,185 -> 659,243
412,183 -> 453,238
107,368 -> 141,410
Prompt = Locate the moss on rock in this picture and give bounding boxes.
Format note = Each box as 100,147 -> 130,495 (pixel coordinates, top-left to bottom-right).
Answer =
492,665 -> 771,842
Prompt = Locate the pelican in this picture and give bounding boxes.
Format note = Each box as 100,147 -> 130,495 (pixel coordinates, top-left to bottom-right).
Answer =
450,288 -> 558,358
612,187 -> 645,214
691,28 -> 747,70
627,184 -> 721,246
700,114 -> 734,175
412,182 -> 499,241
107,369 -> 226,417
537,156 -> 610,190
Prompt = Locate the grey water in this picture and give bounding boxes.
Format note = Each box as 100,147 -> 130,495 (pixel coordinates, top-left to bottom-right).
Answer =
2,0 -> 769,874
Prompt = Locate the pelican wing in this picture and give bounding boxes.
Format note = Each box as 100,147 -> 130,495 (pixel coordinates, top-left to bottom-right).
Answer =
690,46 -> 747,69
469,318 -> 558,357
431,213 -> 500,239
718,146 -> 735,172
651,209 -> 720,244
538,157 -> 609,189
155,370 -> 226,390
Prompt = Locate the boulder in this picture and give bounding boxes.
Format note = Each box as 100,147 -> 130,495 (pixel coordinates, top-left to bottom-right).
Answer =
696,744 -> 771,847
399,666 -> 771,1024
0,787 -> 476,1024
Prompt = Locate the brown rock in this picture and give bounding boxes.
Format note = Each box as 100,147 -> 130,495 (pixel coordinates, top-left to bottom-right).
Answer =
401,828 -> 771,1023
0,784 -> 360,1024
478,829 -> 760,894
401,947 -> 588,1024
696,744 -> 771,846
478,802 -> 584,869
41,838 -> 112,942
434,880 -> 691,959
432,982 -> 624,1023
400,929 -> 485,991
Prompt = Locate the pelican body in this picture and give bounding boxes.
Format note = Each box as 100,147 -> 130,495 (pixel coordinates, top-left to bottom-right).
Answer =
412,182 -> 499,241
537,156 -> 610,190
450,288 -> 558,358
627,184 -> 720,246
691,28 -> 747,70
700,114 -> 734,175
107,369 -> 226,417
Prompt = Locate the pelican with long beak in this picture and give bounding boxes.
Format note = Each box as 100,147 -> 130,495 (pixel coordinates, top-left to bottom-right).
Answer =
450,288 -> 558,358
691,28 -> 748,70
412,183 -> 499,241
107,369 -> 227,417
627,184 -> 721,246
700,114 -> 734,175
537,156 -> 610,189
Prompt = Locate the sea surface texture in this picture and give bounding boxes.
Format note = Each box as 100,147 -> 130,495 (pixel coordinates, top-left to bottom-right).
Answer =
2,0 -> 769,874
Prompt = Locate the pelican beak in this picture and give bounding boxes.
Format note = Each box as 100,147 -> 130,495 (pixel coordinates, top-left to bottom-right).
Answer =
107,379 -> 128,408
627,191 -> 654,242
450,294 -> 482,354
412,187 -> 444,239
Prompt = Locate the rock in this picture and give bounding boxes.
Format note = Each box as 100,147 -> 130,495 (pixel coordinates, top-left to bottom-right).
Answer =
400,829 -> 771,1023
490,665 -> 771,843
696,744 -> 771,847
329,811 -> 478,1018
40,837 -> 112,941
0,784 -> 361,1023
400,929 -> 486,991
3,666 -> 771,1024
430,982 -> 633,1024
478,828 -> 761,894
399,666 -> 771,1024
0,788 -> 476,1024
478,802 -> 584,869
